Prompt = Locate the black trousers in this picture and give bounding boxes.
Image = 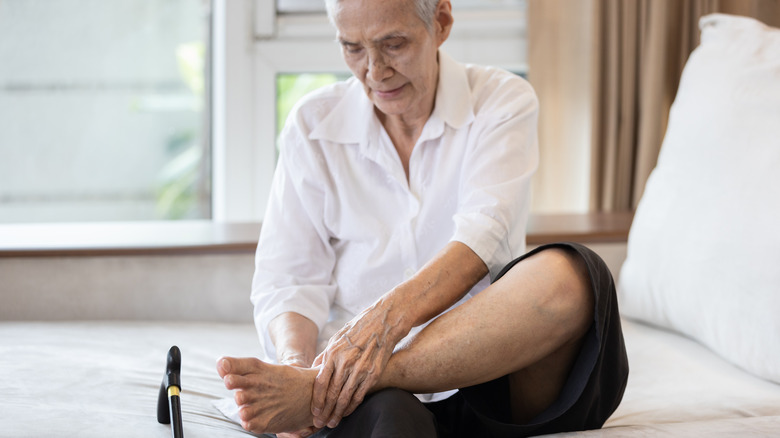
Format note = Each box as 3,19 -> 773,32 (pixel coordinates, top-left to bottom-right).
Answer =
314,242 -> 629,438
313,388 -> 437,438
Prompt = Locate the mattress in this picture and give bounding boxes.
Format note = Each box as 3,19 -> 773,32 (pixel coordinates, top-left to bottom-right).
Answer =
1,319 -> 779,437
1,321 -> 260,438
551,319 -> 780,436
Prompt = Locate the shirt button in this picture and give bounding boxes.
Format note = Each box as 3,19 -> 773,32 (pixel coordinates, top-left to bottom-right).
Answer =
404,268 -> 415,279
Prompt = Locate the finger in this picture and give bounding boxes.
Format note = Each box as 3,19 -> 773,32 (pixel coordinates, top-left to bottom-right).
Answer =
315,362 -> 350,428
343,378 -> 372,418
327,366 -> 366,428
311,359 -> 334,418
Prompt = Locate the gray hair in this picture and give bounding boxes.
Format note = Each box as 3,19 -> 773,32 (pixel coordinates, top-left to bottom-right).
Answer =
324,0 -> 440,32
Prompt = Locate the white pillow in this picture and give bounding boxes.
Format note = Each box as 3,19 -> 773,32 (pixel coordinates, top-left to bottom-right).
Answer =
618,14 -> 780,384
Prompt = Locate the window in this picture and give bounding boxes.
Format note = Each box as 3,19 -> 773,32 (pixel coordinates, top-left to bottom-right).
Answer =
0,0 -> 527,225
276,73 -> 350,145
0,0 -> 212,224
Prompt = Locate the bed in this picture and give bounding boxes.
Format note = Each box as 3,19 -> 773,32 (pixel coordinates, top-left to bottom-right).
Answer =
1,316 -> 779,437
1,315 -> 778,437
1,13 -> 779,438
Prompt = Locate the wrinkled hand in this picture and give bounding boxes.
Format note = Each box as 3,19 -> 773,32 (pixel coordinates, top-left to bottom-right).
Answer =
310,303 -> 407,429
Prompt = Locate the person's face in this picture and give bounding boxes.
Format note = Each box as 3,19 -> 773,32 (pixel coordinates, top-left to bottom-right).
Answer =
333,0 -> 452,120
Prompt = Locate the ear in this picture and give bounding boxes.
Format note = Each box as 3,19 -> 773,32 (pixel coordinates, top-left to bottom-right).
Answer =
434,0 -> 453,46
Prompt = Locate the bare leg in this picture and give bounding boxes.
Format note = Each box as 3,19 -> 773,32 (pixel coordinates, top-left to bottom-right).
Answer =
378,247 -> 593,421
220,247 -> 593,433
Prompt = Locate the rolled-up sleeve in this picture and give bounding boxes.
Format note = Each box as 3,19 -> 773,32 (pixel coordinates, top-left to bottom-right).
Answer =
251,124 -> 337,362
451,78 -> 539,280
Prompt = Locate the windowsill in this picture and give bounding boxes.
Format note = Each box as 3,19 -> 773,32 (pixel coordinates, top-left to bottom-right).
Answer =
0,221 -> 262,257
0,212 -> 633,258
526,212 -> 633,245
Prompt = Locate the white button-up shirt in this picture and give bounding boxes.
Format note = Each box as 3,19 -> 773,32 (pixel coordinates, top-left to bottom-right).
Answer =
251,51 -> 538,400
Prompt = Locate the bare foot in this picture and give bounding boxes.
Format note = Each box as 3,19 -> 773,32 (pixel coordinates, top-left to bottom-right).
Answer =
217,356 -> 318,434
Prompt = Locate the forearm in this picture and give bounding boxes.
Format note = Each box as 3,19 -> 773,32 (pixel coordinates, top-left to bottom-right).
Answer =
309,241 -> 489,427
383,241 -> 489,334
268,312 -> 319,367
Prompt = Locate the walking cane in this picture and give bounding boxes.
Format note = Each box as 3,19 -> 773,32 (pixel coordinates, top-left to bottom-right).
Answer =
157,345 -> 184,438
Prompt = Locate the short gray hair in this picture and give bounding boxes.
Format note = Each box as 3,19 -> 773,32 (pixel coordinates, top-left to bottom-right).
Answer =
324,0 -> 440,32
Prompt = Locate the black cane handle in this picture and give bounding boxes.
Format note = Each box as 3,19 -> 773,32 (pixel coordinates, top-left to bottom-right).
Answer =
157,346 -> 184,438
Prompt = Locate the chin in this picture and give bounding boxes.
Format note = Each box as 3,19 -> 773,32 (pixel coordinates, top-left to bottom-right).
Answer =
372,100 -> 410,117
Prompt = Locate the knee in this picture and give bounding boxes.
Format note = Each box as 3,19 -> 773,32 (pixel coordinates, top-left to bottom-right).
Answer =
513,247 -> 595,334
547,248 -> 594,328
542,248 -> 592,297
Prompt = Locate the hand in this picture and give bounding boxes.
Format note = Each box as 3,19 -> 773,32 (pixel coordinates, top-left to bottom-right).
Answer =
310,301 -> 409,429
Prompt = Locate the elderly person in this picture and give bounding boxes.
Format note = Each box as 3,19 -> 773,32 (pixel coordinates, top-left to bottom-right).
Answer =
217,0 -> 628,436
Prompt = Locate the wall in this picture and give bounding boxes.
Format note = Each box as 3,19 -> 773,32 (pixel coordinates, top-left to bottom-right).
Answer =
0,252 -> 256,322
527,0 -> 594,213
1,242 -> 627,323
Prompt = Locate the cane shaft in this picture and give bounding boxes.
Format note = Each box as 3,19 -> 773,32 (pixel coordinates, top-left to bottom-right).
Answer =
168,386 -> 184,438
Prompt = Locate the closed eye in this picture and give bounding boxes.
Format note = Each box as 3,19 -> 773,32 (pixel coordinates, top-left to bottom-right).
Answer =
340,41 -> 363,55
384,38 -> 406,51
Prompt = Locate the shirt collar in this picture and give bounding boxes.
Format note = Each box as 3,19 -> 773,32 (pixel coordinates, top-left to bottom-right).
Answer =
431,50 -> 475,131
309,77 -> 372,144
309,50 -> 475,145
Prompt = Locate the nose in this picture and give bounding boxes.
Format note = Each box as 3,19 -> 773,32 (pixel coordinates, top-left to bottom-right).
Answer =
366,50 -> 392,83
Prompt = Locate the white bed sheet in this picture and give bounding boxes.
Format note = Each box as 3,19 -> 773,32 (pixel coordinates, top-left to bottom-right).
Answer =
602,319 -> 780,429
1,319 -> 779,437
0,321 -> 262,438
